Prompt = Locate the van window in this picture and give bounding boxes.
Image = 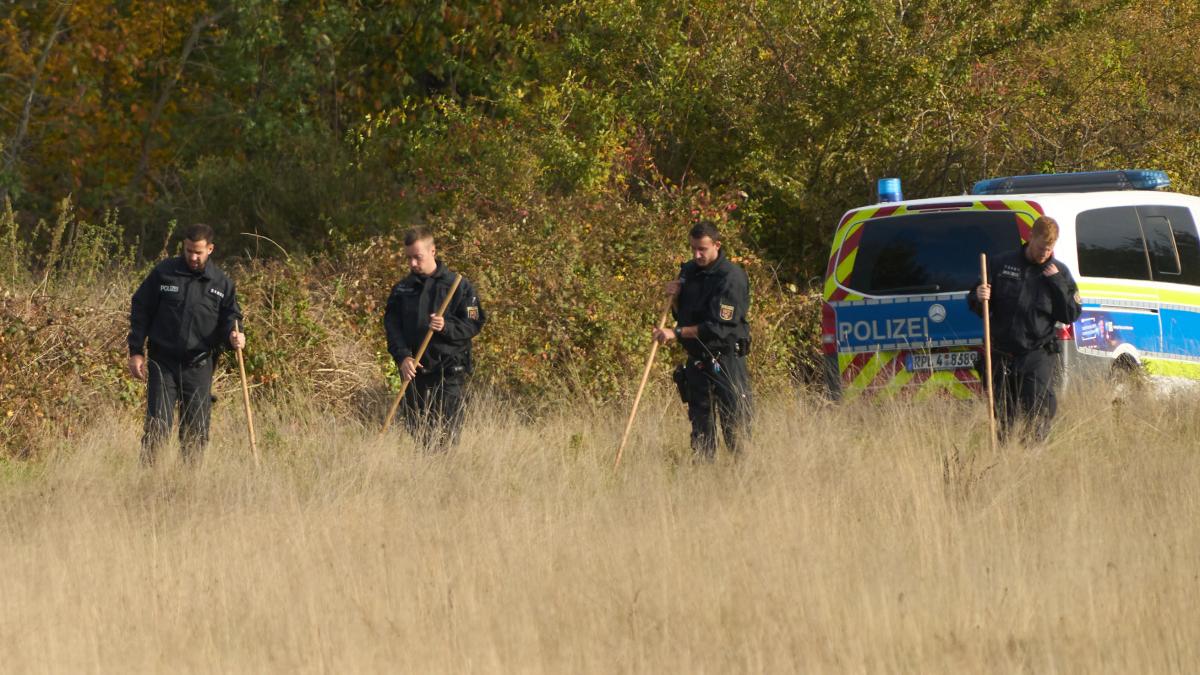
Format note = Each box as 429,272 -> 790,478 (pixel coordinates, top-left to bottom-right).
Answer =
1076,207 -> 1151,280
847,211 -> 1022,295
1137,205 -> 1200,285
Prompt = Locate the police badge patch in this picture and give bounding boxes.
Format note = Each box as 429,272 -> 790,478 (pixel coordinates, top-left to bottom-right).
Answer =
1073,291 -> 1081,304
467,306 -> 479,320
720,303 -> 735,321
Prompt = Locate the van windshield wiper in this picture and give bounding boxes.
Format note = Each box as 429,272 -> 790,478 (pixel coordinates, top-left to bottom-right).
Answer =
873,284 -> 941,294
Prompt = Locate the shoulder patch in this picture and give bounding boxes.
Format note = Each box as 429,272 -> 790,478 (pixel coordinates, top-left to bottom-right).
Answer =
720,303 -> 735,321
1073,291 -> 1082,304
467,306 -> 479,320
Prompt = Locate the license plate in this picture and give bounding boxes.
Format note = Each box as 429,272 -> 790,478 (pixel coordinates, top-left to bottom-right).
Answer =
906,351 -> 978,371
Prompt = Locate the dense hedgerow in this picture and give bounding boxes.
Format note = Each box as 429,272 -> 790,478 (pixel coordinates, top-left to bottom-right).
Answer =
0,193 -> 820,457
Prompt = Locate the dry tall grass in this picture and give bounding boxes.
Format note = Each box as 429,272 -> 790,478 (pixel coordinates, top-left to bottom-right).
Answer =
1,382 -> 1197,673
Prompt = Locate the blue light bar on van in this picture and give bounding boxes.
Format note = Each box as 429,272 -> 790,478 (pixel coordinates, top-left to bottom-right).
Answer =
971,170 -> 1170,195
877,177 -> 903,203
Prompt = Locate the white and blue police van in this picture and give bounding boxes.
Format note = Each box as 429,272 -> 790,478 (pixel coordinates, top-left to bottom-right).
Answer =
820,169 -> 1200,399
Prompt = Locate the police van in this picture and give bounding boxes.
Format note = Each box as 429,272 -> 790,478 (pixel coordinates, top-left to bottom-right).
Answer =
820,170 -> 1200,399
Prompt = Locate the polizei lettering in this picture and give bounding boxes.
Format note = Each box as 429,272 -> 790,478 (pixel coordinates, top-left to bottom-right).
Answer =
838,317 -> 930,345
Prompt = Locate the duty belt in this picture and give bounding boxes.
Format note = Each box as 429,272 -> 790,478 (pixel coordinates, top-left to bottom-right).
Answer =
415,363 -> 468,378
686,345 -> 742,362
992,341 -> 1055,360
148,344 -> 211,368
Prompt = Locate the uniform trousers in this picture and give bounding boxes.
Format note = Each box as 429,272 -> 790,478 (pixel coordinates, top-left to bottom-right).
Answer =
991,347 -> 1057,444
142,354 -> 213,464
402,368 -> 468,452
681,354 -> 753,461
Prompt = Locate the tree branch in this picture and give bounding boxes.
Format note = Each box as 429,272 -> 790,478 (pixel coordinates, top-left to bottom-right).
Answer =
744,4 -> 799,86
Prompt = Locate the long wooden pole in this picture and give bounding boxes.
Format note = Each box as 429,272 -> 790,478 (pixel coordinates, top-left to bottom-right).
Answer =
614,293 -> 676,471
980,254 -> 997,449
234,320 -> 259,467
381,273 -> 463,434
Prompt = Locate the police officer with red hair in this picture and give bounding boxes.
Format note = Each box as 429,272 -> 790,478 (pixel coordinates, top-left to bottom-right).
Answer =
971,215 -> 1082,443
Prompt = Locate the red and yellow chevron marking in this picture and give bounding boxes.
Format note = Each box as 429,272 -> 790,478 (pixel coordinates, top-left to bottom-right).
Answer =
838,350 -> 984,401
823,199 -> 1042,398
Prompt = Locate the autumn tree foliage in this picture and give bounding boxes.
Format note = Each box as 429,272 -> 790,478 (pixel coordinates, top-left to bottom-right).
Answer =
3,0 -> 1199,272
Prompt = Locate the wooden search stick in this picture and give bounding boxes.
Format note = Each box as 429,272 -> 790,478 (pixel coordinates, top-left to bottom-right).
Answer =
234,320 -> 259,467
614,292 -> 676,470
381,273 -> 463,434
980,254 -> 997,449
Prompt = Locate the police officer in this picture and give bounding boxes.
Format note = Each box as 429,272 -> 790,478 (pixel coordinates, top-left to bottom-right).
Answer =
653,221 -> 753,461
384,227 -> 486,452
128,223 -> 244,464
970,215 -> 1082,443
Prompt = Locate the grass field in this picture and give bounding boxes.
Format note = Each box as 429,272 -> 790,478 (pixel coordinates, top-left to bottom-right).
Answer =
1,383 -> 1197,673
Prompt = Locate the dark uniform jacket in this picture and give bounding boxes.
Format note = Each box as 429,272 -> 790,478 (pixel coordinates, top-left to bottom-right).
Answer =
674,252 -> 751,359
384,262 -> 486,374
969,246 -> 1083,356
128,256 -> 242,363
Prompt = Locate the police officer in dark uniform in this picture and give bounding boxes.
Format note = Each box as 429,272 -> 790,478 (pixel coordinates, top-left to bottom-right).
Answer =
128,223 -> 244,464
384,227 -> 486,452
653,221 -> 753,461
970,215 -> 1082,443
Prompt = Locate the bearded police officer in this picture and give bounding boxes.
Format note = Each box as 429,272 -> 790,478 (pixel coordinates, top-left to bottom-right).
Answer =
384,227 -> 486,452
970,215 -> 1082,443
653,221 -> 753,461
128,223 -> 245,464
